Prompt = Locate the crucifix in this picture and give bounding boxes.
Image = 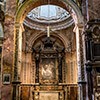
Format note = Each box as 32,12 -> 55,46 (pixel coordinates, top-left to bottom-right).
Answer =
47,26 -> 50,37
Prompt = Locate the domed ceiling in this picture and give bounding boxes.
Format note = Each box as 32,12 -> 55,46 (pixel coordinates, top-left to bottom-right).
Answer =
24,5 -> 74,31
27,5 -> 70,23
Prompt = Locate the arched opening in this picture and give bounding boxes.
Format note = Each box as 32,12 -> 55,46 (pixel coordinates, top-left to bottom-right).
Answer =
16,0 -> 83,24
13,0 -> 85,100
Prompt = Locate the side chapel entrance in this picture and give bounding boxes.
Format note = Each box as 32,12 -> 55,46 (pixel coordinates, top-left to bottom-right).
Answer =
13,0 -> 85,100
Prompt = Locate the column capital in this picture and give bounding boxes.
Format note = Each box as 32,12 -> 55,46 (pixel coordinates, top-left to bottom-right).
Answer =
15,22 -> 21,29
15,22 -> 25,32
77,23 -> 84,28
73,23 -> 84,33
77,23 -> 84,31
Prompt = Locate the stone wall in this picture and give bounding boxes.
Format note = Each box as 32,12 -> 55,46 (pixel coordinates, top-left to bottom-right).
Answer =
1,0 -> 16,99
88,0 -> 100,20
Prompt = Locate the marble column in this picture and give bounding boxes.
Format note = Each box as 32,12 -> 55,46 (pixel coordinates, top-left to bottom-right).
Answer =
85,29 -> 93,100
35,53 -> 40,83
74,24 -> 87,100
12,22 -> 24,100
58,53 -> 63,83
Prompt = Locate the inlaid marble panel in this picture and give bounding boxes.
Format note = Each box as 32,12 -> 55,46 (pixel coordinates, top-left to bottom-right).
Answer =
39,92 -> 59,100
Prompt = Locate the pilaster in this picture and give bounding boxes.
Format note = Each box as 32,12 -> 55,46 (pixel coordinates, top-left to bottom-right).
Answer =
12,22 -> 24,100
74,23 -> 86,100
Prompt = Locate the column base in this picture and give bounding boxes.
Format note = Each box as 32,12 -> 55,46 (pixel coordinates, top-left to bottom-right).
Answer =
78,81 -> 86,84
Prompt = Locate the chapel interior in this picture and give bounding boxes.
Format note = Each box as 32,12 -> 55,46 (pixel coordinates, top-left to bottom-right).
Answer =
0,0 -> 100,100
